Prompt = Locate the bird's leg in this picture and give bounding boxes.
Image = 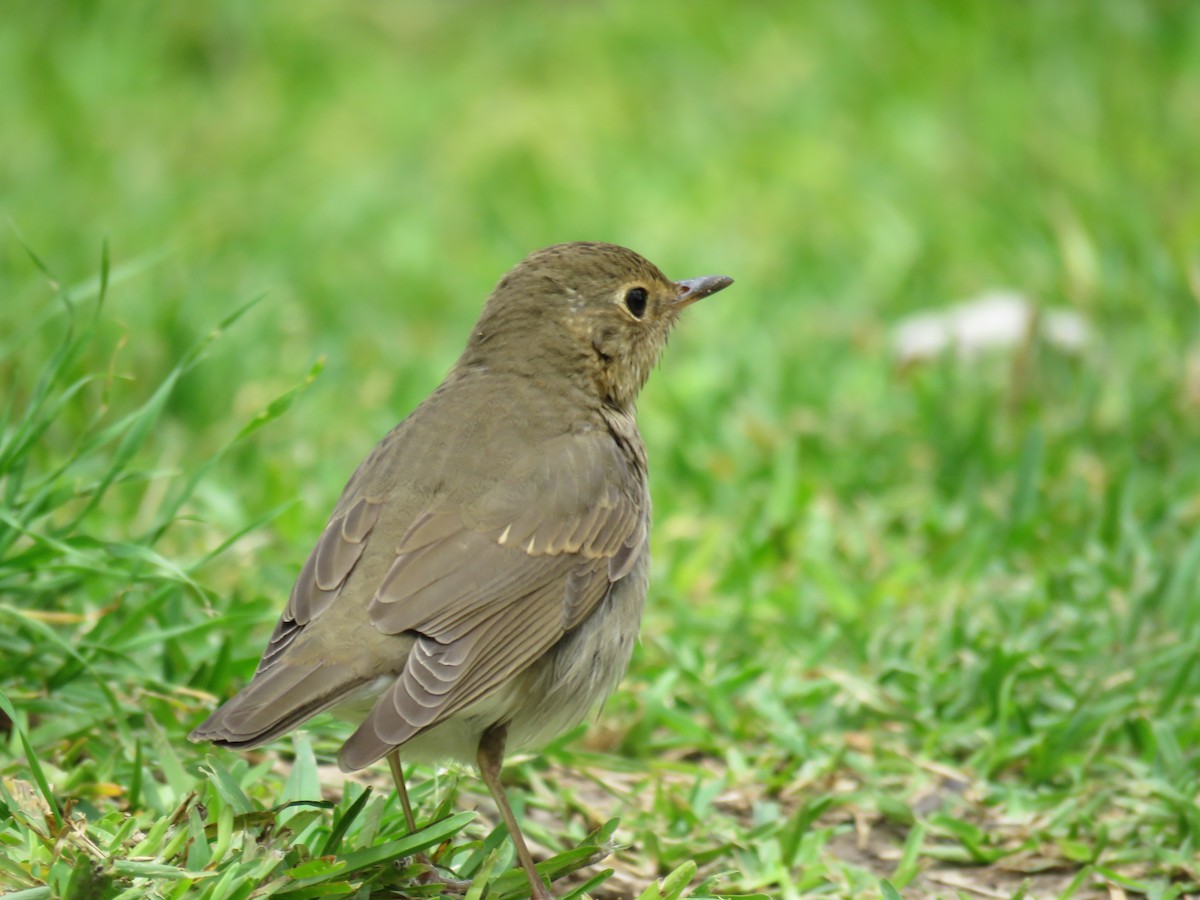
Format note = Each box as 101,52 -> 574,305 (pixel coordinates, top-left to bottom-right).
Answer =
386,749 -> 418,833
477,722 -> 552,900
386,749 -> 471,895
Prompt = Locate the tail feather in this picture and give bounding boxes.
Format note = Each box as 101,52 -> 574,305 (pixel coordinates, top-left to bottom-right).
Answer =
189,661 -> 363,749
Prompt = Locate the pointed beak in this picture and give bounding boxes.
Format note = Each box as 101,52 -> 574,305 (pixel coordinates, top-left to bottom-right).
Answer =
673,274 -> 734,308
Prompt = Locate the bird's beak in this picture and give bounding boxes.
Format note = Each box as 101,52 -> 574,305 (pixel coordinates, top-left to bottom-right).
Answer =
673,274 -> 734,308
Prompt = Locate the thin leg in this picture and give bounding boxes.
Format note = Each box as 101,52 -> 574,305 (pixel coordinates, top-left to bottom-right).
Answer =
385,750 -> 471,895
477,723 -> 552,900
387,749 -> 418,833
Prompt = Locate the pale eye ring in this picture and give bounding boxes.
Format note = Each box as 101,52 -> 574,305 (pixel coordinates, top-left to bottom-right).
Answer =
624,287 -> 648,319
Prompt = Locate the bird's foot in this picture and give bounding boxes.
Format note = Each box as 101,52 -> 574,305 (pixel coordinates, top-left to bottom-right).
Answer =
409,854 -> 472,895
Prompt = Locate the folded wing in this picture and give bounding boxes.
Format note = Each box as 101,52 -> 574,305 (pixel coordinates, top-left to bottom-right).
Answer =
339,431 -> 646,770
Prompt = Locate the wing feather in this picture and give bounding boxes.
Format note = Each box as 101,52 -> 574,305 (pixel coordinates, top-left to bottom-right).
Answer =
207,423 -> 646,767
338,434 -> 645,770
257,496 -> 383,673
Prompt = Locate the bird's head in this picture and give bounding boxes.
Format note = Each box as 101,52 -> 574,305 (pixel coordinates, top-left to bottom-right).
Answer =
461,242 -> 733,411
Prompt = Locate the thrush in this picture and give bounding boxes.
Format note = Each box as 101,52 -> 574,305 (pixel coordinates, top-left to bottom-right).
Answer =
190,241 -> 732,899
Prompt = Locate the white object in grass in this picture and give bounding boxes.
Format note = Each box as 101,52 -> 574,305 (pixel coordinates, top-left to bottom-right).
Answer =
893,290 -> 1090,363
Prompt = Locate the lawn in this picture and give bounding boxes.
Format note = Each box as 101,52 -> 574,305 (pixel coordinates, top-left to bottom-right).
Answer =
2,3 -> 1200,898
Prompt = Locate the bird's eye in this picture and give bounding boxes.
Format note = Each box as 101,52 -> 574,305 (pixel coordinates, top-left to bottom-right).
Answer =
624,287 -> 648,319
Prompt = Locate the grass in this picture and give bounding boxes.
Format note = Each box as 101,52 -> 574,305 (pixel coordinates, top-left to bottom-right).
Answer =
2,1 -> 1200,897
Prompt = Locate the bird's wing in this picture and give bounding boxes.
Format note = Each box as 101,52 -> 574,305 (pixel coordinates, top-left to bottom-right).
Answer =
188,488 -> 390,749
337,431 -> 646,770
255,492 -> 386,674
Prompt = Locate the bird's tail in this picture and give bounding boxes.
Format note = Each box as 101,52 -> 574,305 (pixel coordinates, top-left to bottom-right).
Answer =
188,661 -> 365,749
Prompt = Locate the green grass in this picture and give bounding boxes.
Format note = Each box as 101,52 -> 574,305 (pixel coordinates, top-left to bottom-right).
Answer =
3,2 -> 1200,898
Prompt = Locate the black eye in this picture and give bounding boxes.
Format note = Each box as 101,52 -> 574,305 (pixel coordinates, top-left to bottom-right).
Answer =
624,287 -> 648,319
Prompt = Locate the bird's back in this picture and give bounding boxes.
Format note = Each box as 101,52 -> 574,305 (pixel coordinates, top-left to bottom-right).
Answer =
190,363 -> 648,763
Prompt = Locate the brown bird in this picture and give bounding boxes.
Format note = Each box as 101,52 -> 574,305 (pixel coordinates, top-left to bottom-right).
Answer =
190,242 -> 732,899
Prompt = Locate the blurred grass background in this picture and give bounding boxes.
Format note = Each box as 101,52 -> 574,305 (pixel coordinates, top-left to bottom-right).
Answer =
3,2 -> 1200,898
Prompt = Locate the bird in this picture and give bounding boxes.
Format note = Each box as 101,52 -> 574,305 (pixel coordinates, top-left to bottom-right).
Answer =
189,241 -> 733,899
